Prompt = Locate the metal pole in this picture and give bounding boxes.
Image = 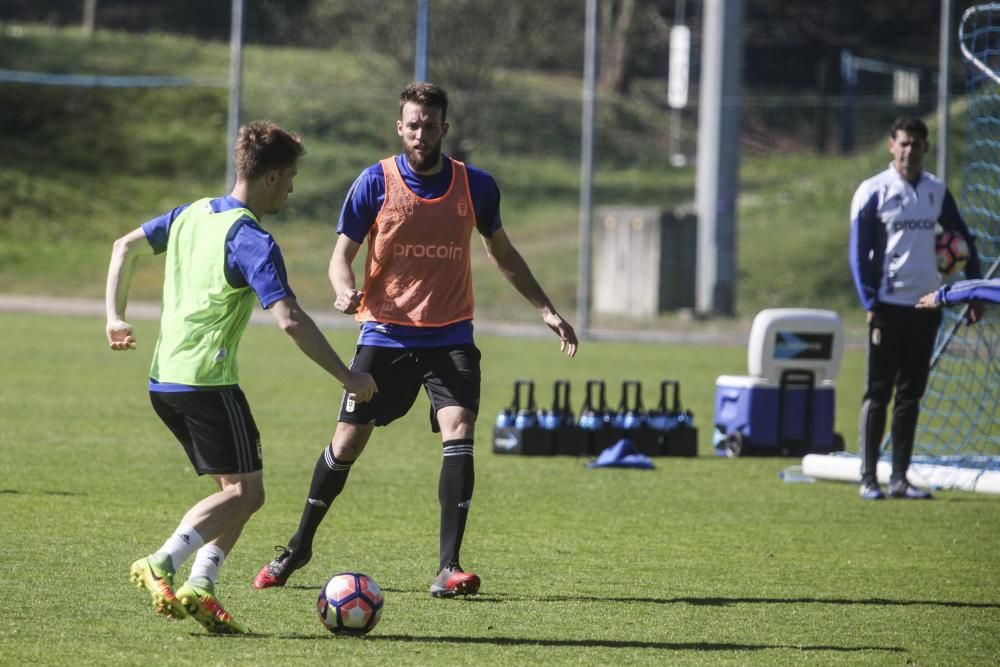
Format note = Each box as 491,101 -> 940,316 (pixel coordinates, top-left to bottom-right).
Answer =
695,0 -> 743,315
937,0 -> 953,183
577,0 -> 598,337
415,0 -> 429,82
225,0 -> 245,192
840,49 -> 856,154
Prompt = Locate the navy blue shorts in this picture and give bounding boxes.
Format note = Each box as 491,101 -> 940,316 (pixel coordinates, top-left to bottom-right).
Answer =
150,387 -> 262,475
338,344 -> 481,432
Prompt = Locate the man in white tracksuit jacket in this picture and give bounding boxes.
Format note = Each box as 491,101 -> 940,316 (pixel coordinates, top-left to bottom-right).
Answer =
849,116 -> 983,500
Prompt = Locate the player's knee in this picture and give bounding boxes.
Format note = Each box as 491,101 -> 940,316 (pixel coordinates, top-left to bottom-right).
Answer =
247,484 -> 266,515
225,477 -> 265,516
436,406 -> 476,438
862,391 -> 891,409
893,394 -> 921,413
332,440 -> 363,460
330,424 -> 372,460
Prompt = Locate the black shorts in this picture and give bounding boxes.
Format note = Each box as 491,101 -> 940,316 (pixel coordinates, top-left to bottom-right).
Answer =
149,388 -> 262,475
339,344 -> 481,432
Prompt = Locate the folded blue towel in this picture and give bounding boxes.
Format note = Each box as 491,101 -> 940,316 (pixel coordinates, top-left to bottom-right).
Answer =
587,438 -> 654,469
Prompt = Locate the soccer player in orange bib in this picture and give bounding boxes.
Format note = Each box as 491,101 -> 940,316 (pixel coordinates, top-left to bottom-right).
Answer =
254,82 -> 578,597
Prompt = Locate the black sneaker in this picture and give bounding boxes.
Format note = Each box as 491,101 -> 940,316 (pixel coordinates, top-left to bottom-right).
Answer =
888,480 -> 933,500
253,546 -> 312,589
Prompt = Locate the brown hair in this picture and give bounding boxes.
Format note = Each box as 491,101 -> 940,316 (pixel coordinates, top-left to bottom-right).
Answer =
399,82 -> 449,121
890,116 -> 929,142
234,120 -> 305,181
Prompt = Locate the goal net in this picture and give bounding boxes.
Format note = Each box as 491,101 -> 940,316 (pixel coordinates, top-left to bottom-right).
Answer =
805,6 -> 1000,493
904,3 -> 1000,473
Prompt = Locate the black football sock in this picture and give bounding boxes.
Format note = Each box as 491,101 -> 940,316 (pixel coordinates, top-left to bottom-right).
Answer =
439,438 -> 475,571
288,443 -> 354,554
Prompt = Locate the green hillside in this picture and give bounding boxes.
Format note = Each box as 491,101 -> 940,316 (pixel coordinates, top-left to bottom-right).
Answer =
0,24 -> 969,328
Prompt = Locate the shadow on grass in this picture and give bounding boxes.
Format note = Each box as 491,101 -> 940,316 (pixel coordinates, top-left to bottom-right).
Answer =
258,632 -> 905,653
359,589 -> 1000,610
573,595 -> 1000,610
476,594 -> 1000,610
0,488 -> 80,496
285,583 -> 324,591
282,585 -> 1000,610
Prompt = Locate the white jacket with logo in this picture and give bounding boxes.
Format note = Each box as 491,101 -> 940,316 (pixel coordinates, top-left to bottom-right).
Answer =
849,164 -> 981,310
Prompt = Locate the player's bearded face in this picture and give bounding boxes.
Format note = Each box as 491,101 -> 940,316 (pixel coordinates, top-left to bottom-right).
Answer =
398,102 -> 448,174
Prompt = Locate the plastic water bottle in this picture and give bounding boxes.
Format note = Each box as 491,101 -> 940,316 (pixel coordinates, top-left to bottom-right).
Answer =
621,410 -> 645,430
514,409 -> 537,429
579,410 -> 600,431
539,409 -> 562,431
779,465 -> 815,483
495,409 -> 514,428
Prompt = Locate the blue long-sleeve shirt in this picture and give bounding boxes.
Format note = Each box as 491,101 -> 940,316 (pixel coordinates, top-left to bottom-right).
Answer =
935,278 -> 1000,305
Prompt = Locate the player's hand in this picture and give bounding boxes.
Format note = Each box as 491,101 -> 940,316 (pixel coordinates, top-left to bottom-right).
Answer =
107,319 -> 136,350
542,311 -> 578,358
335,288 -> 363,314
916,292 -> 940,309
966,299 -> 985,324
345,370 -> 377,403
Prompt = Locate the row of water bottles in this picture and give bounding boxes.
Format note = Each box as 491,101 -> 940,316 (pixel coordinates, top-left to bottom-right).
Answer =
492,378 -> 698,457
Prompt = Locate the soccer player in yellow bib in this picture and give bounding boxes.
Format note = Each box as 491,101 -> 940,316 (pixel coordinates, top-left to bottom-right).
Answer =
105,121 -> 376,633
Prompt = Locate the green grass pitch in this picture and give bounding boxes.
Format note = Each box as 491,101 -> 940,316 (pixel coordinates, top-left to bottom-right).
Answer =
1,312 -> 998,665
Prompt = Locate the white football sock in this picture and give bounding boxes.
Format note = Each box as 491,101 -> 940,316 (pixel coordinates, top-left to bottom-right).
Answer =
188,544 -> 226,587
154,524 -> 205,571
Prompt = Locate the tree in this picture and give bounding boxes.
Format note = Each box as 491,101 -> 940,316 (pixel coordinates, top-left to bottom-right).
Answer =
82,0 -> 97,34
291,0 -> 584,160
598,0 -> 637,94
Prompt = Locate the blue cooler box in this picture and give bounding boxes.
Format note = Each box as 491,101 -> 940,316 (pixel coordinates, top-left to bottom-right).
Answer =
713,308 -> 847,457
714,374 -> 842,456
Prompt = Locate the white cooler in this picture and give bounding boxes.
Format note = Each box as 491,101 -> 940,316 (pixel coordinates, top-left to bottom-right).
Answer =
714,309 -> 846,456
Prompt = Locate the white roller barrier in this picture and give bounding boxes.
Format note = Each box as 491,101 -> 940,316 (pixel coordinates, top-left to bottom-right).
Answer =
801,453 -> 887,483
801,454 -> 1000,495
